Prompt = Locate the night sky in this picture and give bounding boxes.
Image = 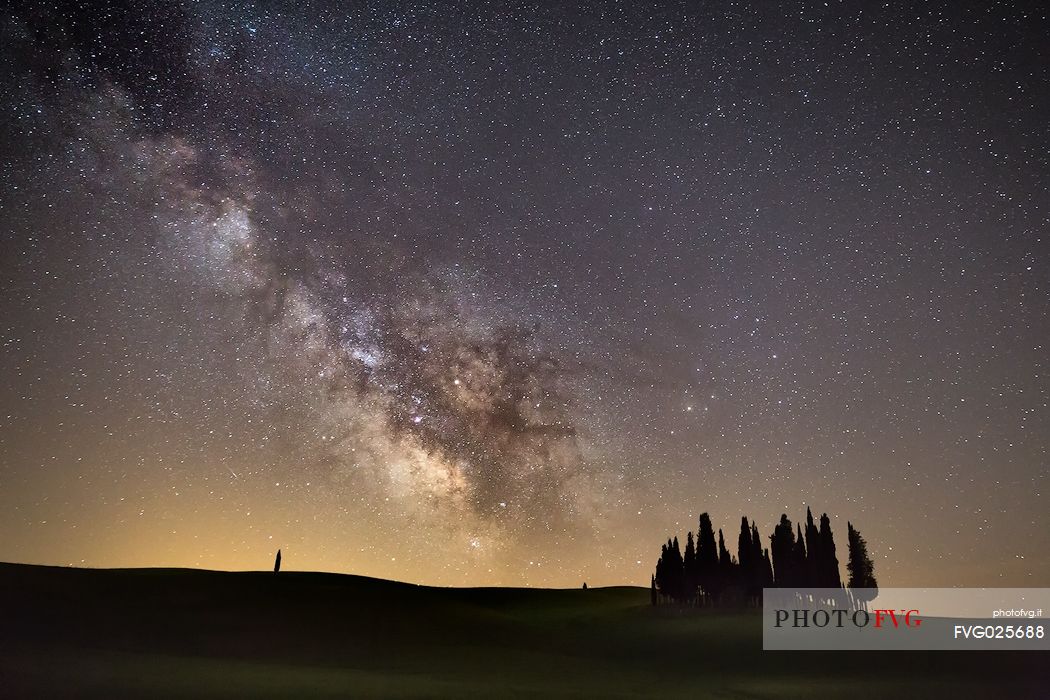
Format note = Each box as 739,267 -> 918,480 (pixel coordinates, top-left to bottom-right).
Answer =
1,1 -> 1046,587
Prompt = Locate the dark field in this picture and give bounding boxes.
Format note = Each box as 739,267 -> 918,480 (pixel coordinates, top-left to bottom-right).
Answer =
0,563 -> 1043,698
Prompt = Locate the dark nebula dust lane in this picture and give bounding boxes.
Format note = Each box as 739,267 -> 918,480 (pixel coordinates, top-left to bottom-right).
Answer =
0,2 -> 1047,586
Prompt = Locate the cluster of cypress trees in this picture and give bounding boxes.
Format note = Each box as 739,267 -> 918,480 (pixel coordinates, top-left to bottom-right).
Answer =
650,508 -> 877,606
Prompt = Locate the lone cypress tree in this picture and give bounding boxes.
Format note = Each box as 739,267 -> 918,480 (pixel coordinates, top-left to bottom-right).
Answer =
274,549 -> 281,573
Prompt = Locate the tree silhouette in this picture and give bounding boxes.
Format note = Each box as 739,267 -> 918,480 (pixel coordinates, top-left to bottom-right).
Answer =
818,512 -> 842,588
737,517 -> 763,603
696,513 -> 718,605
649,510 -> 874,608
846,522 -> 877,590
717,528 -> 732,570
770,514 -> 795,587
761,547 -> 774,591
274,549 -> 281,573
655,542 -> 668,602
737,516 -> 753,583
749,523 -> 768,602
716,528 -> 734,602
683,531 -> 697,605
670,536 -> 684,601
749,524 -> 764,584
804,507 -> 820,587
656,536 -> 686,603
654,543 -> 667,602
793,525 -> 808,587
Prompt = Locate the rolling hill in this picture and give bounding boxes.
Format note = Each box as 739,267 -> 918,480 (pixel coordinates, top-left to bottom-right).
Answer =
0,562 -> 1042,698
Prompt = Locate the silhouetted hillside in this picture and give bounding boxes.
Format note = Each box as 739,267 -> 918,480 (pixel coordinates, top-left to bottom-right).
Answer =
0,563 -> 1042,698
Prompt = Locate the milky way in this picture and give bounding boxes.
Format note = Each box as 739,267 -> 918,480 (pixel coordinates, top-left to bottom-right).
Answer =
1,2 -> 1047,586
143,135 -> 589,523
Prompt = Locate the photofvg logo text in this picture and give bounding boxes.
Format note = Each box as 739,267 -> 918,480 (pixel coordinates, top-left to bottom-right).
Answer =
774,607 -> 922,629
762,588 -> 1050,650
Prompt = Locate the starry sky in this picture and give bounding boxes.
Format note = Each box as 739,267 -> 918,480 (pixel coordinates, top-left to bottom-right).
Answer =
1,1 -> 1046,587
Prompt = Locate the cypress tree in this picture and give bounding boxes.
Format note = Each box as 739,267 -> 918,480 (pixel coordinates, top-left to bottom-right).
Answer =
804,507 -> 820,587
718,528 -> 732,569
761,548 -> 775,589
793,525 -> 807,587
683,531 -> 697,605
737,517 -> 753,575
709,528 -> 726,604
846,522 -> 877,590
749,524 -> 763,576
696,513 -> 718,603
736,520 -> 755,603
819,512 -> 842,588
655,543 -> 668,602
770,514 -> 795,587
670,536 -> 685,602
750,523 -> 764,597
714,528 -> 732,603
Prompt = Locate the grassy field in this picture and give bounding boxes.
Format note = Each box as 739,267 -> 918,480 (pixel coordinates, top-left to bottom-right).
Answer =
0,563 -> 1043,698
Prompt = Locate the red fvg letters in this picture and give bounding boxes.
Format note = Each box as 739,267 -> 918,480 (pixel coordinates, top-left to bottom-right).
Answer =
874,609 -> 922,628
874,609 -> 898,628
